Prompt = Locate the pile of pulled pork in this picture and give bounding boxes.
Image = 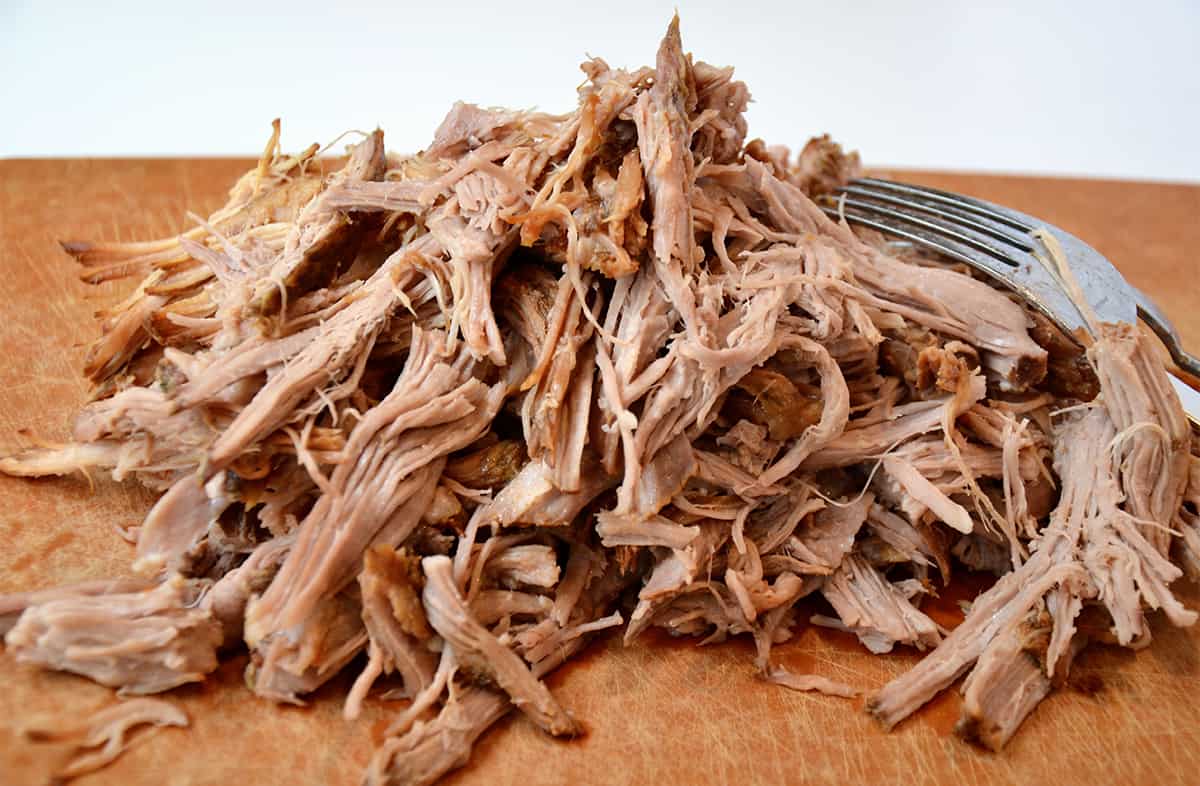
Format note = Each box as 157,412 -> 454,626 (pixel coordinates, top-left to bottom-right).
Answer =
4,17 -> 1200,785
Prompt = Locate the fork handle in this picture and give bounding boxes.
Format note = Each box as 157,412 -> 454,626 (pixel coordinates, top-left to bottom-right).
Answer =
1131,296 -> 1200,426
1175,354 -> 1200,379
1136,300 -> 1200,379
1168,374 -> 1200,430
1165,344 -> 1200,380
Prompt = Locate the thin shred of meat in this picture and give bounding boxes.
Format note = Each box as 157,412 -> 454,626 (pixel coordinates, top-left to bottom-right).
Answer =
421,555 -> 580,736
765,666 -> 860,699
346,546 -> 437,719
24,698 -> 188,782
0,578 -> 154,636
364,687 -> 509,786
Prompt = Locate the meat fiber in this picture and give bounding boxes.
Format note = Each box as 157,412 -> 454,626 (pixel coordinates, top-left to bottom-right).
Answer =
421,555 -> 580,736
346,546 -> 437,719
0,14 -> 1196,786
364,686 -> 509,786
0,578 -> 154,636
819,554 -> 941,654
5,577 -> 222,694
24,698 -> 189,782
868,326 -> 1194,742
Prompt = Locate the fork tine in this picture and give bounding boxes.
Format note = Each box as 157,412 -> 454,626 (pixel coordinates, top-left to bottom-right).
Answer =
844,177 -> 1135,326
817,204 -> 975,264
1133,290 -> 1200,378
823,177 -> 1200,428
828,196 -> 1022,267
817,203 -> 1018,275
837,183 -> 1035,253
817,201 -> 1092,338
853,177 -> 1035,233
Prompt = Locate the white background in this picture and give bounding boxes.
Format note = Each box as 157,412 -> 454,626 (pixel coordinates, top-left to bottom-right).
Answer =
3,0 -> 1197,182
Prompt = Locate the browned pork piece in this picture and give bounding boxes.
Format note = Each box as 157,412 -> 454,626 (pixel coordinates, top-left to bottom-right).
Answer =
246,127 -> 388,318
345,545 -> 437,720
1,13 -> 1196,786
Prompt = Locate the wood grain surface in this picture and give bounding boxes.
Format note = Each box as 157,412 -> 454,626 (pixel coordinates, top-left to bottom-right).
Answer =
1,159 -> 1198,786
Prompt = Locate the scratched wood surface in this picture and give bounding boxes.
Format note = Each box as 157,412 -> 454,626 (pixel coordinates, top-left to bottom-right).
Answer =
1,159 -> 1198,786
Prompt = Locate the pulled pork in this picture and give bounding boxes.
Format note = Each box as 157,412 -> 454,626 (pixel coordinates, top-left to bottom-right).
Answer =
2,14 -> 1196,785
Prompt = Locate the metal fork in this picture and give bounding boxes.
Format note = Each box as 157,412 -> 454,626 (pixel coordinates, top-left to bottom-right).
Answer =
816,177 -> 1200,424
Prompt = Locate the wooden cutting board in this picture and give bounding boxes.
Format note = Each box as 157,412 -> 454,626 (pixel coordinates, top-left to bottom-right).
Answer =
1,159 -> 1198,786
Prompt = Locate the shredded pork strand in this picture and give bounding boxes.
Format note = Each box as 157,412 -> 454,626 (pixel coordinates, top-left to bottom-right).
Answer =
0,14 -> 1196,785
24,698 -> 189,782
765,666 -> 860,699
